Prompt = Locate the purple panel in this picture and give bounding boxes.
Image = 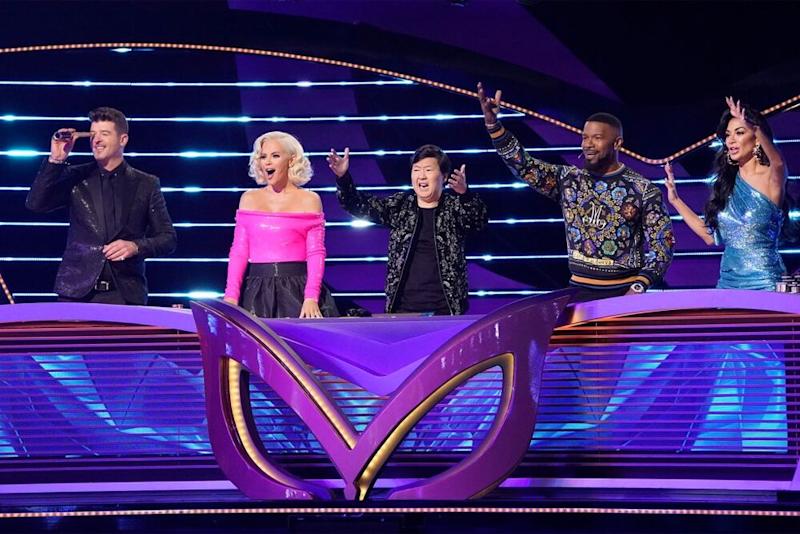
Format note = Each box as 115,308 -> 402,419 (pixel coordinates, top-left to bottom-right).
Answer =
323,263 -> 387,291
663,256 -> 722,288
668,183 -> 714,212
771,111 -> 800,137
324,227 -> 391,257
261,316 -> 479,395
465,297 -> 522,315
565,288 -> 800,324
0,302 -> 195,331
466,265 -> 532,290
526,119 -> 581,146
670,223 -> 720,250
229,0 -> 618,100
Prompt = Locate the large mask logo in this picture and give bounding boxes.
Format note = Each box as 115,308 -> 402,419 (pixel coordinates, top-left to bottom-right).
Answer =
191,291 -> 572,500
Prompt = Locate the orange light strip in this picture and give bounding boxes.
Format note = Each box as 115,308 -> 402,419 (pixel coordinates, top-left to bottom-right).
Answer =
1,42 -> 797,165
1,506 -> 799,518
0,272 -> 14,304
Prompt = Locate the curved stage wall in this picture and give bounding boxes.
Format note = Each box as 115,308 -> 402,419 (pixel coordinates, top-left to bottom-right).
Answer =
1,290 -> 799,500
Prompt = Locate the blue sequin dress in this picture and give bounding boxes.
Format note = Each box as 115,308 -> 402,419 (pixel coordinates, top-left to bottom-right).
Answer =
715,174 -> 785,290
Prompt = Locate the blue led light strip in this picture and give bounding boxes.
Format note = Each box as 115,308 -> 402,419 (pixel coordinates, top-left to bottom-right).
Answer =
0,147 -> 580,158
4,177 -> 800,195
11,178 -> 800,195
0,112 -> 525,123
3,43 -> 797,164
0,80 -> 415,88
4,287 -> 714,299
6,250 -> 795,264
0,184 -> 527,193
0,214 -> 740,228
0,183 -> 523,194
11,289 -> 549,298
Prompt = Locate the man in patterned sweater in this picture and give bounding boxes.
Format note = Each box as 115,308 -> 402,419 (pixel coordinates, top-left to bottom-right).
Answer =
478,83 -> 674,302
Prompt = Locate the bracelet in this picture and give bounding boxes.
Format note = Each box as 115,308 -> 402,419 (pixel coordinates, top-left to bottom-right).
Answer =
48,157 -> 66,164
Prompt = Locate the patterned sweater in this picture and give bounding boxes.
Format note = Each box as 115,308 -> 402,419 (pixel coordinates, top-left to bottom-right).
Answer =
489,122 -> 674,289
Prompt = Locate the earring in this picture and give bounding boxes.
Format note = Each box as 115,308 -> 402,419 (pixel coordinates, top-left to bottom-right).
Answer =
754,143 -> 768,166
725,150 -> 735,166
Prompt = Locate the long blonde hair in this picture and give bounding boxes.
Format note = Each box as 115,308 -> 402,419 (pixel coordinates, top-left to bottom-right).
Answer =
248,131 -> 313,186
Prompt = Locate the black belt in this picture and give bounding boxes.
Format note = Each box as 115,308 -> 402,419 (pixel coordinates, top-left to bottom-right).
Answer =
249,262 -> 307,278
94,279 -> 114,292
95,262 -> 116,291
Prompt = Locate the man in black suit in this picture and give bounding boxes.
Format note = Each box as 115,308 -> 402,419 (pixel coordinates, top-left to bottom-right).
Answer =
26,107 -> 177,305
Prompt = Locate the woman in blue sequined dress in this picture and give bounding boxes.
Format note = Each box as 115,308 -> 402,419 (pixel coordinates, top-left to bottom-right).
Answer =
665,97 -> 787,290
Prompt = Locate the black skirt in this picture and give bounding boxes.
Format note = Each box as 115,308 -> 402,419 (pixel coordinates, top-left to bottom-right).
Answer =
240,262 -> 339,318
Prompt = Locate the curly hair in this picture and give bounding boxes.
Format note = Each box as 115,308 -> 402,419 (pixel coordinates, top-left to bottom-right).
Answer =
248,131 -> 313,186
704,105 -> 775,231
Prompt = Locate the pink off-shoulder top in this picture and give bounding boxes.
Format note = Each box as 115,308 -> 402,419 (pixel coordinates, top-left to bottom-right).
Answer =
224,210 -> 327,302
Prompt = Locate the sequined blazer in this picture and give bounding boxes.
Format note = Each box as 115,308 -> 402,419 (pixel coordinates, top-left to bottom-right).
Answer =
336,172 -> 488,314
26,159 -> 177,304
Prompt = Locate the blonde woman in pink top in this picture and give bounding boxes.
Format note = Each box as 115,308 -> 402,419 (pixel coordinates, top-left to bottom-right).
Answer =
223,131 -> 338,318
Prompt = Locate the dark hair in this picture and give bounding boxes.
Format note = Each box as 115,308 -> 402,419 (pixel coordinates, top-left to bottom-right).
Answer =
585,112 -> 623,136
410,144 -> 451,177
704,104 -> 776,231
88,107 -> 129,135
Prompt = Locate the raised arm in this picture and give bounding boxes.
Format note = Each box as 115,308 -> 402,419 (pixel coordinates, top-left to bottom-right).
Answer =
448,164 -> 488,232
664,161 -> 714,246
727,97 -> 786,200
328,148 -> 401,226
478,82 -> 564,201
26,129 -> 83,213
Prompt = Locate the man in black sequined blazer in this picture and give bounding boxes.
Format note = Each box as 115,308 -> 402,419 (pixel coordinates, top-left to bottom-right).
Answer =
328,144 -> 488,315
26,107 -> 176,305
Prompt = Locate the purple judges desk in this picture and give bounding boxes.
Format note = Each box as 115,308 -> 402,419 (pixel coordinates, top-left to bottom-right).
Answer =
1,290 -> 799,502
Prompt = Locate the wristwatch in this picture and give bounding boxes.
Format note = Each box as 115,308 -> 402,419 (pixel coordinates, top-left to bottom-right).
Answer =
629,282 -> 646,294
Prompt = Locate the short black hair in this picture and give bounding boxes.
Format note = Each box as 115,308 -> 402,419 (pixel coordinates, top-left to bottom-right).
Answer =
89,107 -> 129,135
585,112 -> 623,136
410,144 -> 451,176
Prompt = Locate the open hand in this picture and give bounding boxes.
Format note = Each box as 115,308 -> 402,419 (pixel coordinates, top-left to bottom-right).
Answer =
664,161 -> 679,204
725,96 -> 755,129
448,164 -> 468,194
327,148 -> 350,178
299,298 -> 323,318
477,82 -> 502,126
